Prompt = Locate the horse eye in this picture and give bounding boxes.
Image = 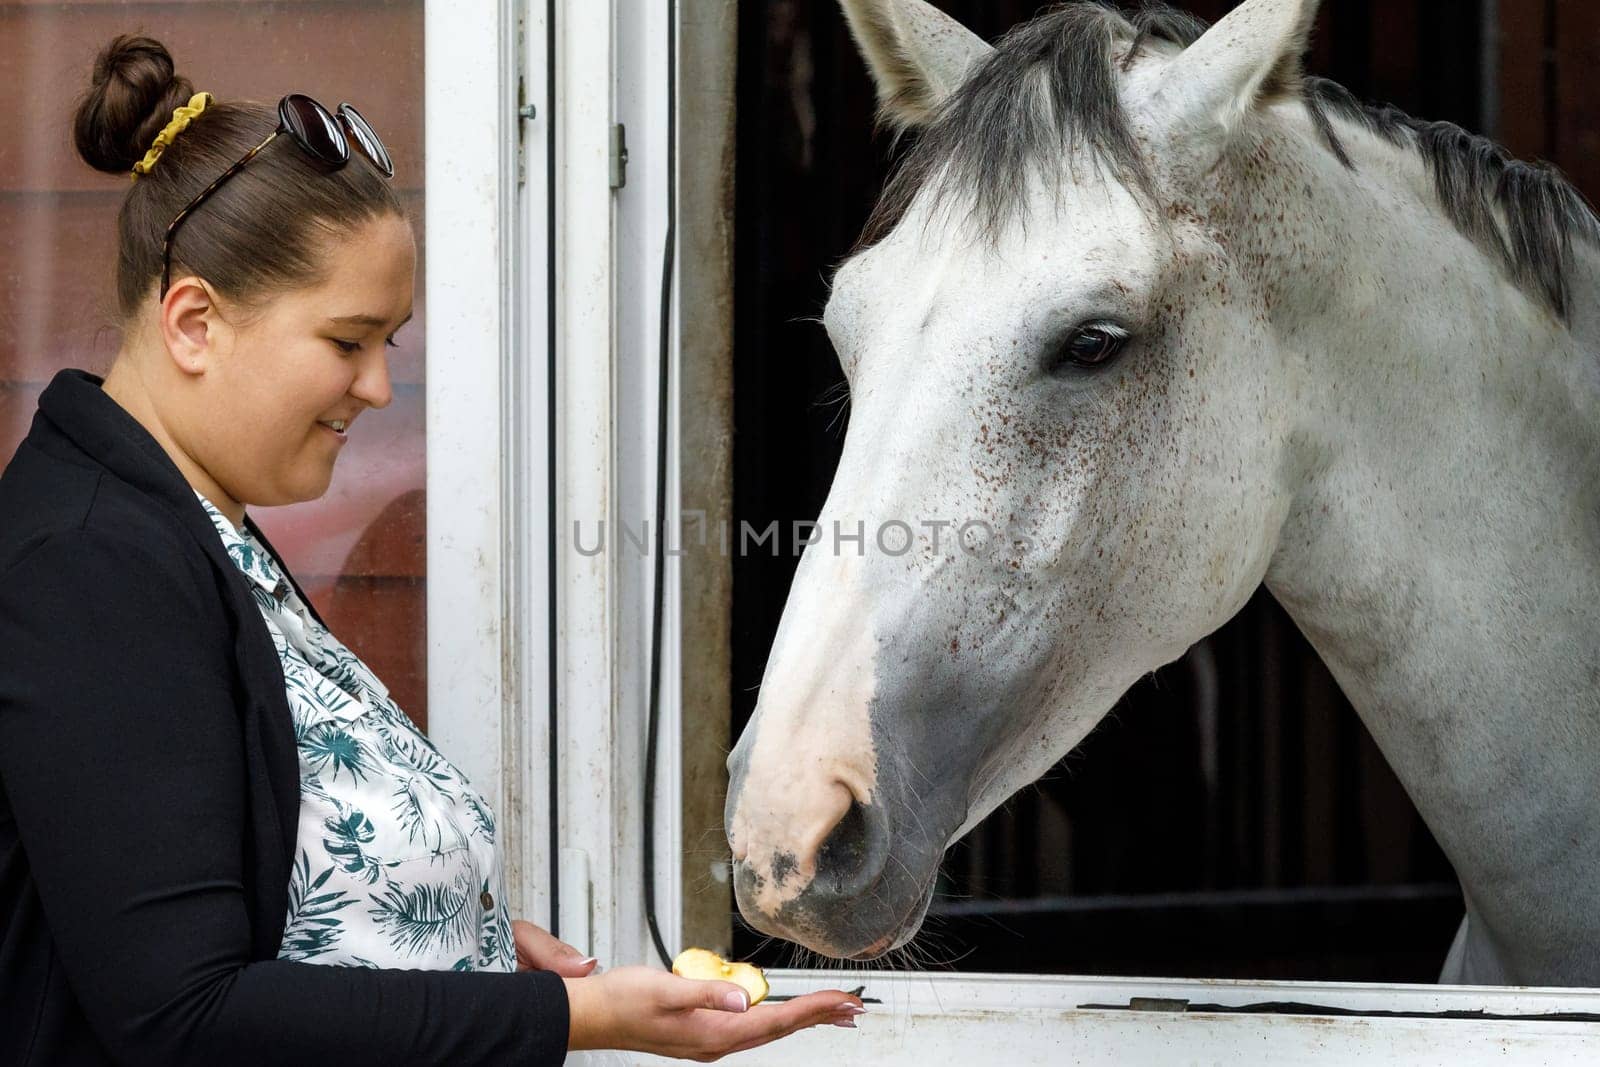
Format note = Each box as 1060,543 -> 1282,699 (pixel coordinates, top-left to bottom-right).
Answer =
1047,322 -> 1131,374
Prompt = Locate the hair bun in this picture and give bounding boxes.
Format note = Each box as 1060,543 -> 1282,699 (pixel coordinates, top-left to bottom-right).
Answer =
73,35 -> 197,175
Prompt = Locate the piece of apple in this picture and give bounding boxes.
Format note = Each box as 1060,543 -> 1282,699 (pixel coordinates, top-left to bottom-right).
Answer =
671,947 -> 770,1006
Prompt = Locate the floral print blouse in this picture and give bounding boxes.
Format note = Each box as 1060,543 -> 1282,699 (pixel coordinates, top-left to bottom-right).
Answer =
197,492 -> 515,973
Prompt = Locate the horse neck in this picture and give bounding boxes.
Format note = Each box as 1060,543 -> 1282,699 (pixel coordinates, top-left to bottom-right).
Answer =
1238,106 -> 1600,980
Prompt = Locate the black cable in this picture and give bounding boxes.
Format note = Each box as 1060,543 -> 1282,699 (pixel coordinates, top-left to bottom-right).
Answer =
546,0 -> 561,942
642,0 -> 678,971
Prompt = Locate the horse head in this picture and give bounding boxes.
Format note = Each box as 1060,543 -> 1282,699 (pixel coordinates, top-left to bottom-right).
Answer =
725,0 -> 1322,959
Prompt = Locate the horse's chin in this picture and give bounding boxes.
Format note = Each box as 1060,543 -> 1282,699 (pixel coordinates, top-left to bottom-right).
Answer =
843,924 -> 916,961
740,853 -> 941,960
842,871 -> 939,961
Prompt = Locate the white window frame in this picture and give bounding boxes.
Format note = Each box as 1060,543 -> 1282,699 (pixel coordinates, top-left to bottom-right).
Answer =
426,1 -> 1600,1062
423,0 -> 554,934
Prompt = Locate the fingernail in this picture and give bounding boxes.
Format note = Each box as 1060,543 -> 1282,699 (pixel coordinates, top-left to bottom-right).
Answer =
724,991 -> 750,1013
578,957 -> 598,968
831,1019 -> 858,1029
836,1003 -> 867,1015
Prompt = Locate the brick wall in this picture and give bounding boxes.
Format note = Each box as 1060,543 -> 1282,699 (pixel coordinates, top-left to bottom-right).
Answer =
0,0 -> 430,728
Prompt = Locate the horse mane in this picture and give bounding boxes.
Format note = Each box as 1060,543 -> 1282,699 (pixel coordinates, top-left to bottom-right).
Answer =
859,1 -> 1600,322
1303,76 -> 1600,320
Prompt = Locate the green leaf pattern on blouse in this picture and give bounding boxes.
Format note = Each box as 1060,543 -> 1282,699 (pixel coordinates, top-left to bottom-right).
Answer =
197,492 -> 515,972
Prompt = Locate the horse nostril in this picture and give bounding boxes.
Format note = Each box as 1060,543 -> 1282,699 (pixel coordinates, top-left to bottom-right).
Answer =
813,797 -> 871,894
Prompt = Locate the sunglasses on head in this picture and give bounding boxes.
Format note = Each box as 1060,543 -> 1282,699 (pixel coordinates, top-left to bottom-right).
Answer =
159,93 -> 395,302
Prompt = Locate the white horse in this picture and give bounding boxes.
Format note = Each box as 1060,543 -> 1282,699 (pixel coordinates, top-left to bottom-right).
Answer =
724,0 -> 1600,986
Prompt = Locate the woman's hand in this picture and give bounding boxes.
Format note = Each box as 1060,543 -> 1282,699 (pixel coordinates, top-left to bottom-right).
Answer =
513,919 -> 599,977
563,965 -> 866,1061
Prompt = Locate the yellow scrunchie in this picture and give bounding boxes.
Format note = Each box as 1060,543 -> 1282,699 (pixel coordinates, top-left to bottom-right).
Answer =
129,91 -> 213,181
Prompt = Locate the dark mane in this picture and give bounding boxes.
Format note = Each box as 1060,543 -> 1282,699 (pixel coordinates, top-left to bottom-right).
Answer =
1302,76 -> 1600,319
859,1 -> 1600,321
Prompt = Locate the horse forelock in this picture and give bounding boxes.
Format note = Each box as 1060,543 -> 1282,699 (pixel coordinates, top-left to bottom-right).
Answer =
858,2 -> 1193,249
858,1 -> 1600,323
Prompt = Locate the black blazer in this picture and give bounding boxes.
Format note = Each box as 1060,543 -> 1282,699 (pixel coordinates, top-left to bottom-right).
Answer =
0,370 -> 568,1065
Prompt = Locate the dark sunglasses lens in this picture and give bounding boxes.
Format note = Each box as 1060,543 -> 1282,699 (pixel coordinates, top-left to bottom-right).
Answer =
339,104 -> 394,178
280,94 -> 347,167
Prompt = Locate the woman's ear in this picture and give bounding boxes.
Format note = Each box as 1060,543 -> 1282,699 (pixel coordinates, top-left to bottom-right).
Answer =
159,276 -> 226,375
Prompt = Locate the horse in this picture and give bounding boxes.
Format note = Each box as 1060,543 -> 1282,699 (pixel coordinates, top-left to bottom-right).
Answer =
723,0 -> 1600,986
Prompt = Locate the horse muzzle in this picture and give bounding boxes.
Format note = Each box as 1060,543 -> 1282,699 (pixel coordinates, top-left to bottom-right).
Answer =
726,774 -> 947,957
729,796 -> 934,953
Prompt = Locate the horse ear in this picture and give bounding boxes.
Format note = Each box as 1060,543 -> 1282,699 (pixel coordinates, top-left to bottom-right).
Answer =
839,0 -> 992,129
1146,0 -> 1319,169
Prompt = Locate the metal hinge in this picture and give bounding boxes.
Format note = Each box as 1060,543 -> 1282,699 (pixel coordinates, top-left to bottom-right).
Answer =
513,7 -> 535,186
610,123 -> 629,190
514,81 -> 529,187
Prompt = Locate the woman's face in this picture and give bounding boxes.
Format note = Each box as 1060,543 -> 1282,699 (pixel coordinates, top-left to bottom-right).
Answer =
192,213 -> 416,511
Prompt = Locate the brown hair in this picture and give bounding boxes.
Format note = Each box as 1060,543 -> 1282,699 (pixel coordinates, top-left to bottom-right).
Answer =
72,34 -> 407,324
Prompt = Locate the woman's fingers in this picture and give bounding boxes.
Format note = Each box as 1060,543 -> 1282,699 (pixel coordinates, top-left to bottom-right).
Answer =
706,990 -> 867,1057
666,974 -> 754,1014
762,990 -> 865,1032
512,918 -> 598,976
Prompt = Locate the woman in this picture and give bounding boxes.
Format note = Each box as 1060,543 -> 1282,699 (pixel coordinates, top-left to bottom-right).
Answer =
0,35 -> 863,1065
